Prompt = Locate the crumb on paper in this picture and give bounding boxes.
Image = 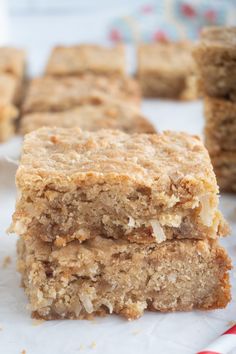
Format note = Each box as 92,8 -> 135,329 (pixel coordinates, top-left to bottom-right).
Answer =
79,344 -> 84,351
2,256 -> 11,268
32,319 -> 45,326
132,329 -> 141,335
228,320 -> 236,327
21,350 -> 26,354
89,341 -> 97,349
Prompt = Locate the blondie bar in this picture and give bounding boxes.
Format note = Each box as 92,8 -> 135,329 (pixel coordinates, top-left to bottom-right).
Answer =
17,235 -> 231,320
204,96 -> 236,155
211,153 -> 236,192
0,74 -> 19,142
137,42 -> 196,99
0,47 -> 26,79
45,44 -> 125,77
193,27 -> 236,100
20,102 -> 155,135
22,75 -> 141,114
10,127 -> 228,245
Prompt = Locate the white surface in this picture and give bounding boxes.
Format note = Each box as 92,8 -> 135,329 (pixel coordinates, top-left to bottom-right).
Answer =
0,44 -> 236,353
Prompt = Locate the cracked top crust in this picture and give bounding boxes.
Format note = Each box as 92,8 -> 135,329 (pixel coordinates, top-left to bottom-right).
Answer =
17,127 -> 218,197
45,44 -> 126,76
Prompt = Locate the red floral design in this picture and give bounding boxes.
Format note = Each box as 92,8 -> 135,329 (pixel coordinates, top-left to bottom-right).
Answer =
153,31 -> 168,43
205,9 -> 217,22
109,29 -> 122,42
141,4 -> 154,13
181,3 -> 196,18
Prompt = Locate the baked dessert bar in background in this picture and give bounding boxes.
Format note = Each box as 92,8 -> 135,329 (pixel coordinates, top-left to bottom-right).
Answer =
193,27 -> 236,100
137,42 -> 197,99
204,96 -> 236,155
0,47 -> 26,79
0,47 -> 26,142
17,235 -> 231,320
45,44 -> 126,77
10,127 -> 228,246
0,74 -> 19,142
211,153 -> 236,193
20,101 -> 156,135
22,75 -> 141,114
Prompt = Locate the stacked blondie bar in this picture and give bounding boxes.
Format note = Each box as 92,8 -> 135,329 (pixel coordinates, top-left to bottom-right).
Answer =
11,126 -> 231,320
193,27 -> 236,192
0,47 -> 26,142
20,45 -> 155,135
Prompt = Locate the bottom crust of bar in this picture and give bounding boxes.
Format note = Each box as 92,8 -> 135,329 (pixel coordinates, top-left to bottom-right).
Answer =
17,236 -> 231,320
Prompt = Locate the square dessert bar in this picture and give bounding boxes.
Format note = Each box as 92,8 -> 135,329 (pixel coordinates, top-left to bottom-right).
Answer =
22,75 -> 141,114
211,153 -> 236,192
0,47 -> 26,79
193,27 -> 236,100
45,44 -> 126,77
204,96 -> 236,155
0,74 -> 19,142
11,127 -> 228,246
137,42 -> 196,99
17,235 -> 231,320
20,102 -> 156,135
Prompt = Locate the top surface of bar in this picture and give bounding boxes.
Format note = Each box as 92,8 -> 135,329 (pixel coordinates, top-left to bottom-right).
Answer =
0,47 -> 26,78
20,102 -> 155,135
17,127 -> 217,193
200,26 -> 236,49
45,44 -> 126,76
22,75 -> 140,113
138,42 -> 194,73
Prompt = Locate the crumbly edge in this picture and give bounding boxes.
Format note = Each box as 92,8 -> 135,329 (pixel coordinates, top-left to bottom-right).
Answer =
17,236 -> 232,320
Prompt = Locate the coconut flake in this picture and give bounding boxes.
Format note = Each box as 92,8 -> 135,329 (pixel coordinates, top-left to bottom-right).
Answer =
199,195 -> 214,227
79,293 -> 94,313
128,216 -> 135,228
150,220 -> 166,243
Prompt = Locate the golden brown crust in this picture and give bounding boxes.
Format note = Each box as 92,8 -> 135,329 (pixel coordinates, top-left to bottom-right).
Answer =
210,152 -> 236,192
45,44 -> 125,77
0,47 -> 26,78
22,75 -> 141,114
204,96 -> 236,155
17,236 -> 232,320
193,26 -> 236,100
137,41 -> 197,99
20,102 -> 156,135
0,73 -> 20,142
